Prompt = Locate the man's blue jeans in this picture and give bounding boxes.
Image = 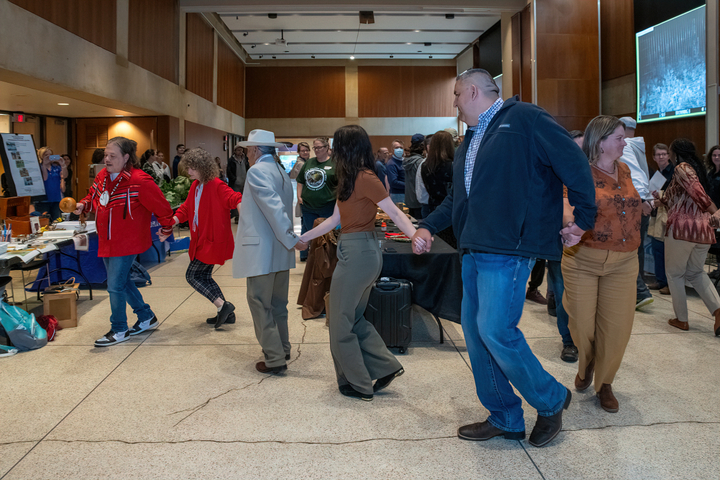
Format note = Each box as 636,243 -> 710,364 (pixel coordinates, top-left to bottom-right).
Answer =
300,202 -> 336,260
651,237 -> 667,287
546,260 -> 574,346
103,255 -> 155,333
461,252 -> 568,432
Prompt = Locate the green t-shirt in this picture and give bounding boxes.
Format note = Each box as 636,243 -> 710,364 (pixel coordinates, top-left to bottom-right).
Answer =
297,156 -> 337,209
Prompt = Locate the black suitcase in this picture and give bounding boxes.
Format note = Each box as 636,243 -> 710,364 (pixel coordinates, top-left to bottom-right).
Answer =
364,277 -> 412,353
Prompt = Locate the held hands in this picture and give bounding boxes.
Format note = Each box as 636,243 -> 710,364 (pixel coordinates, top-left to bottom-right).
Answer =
73,202 -> 84,215
158,233 -> 170,242
641,201 -> 653,216
560,222 -> 585,247
411,228 -> 433,255
295,238 -> 309,251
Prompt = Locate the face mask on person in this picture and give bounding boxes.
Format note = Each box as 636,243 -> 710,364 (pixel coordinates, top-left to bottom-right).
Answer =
393,148 -> 403,158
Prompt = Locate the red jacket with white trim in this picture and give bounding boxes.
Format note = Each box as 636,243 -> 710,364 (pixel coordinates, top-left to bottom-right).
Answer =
175,178 -> 242,265
79,167 -> 174,257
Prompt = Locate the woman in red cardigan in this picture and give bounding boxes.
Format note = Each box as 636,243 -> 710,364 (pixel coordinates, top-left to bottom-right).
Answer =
74,137 -> 175,347
160,148 -> 242,328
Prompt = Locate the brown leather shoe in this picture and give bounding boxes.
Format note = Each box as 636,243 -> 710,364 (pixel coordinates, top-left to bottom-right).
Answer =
646,282 -> 663,290
713,309 -> 720,337
597,383 -> 619,413
668,318 -> 689,331
255,361 -> 287,374
659,286 -> 670,295
574,359 -> 594,392
526,288 -> 548,305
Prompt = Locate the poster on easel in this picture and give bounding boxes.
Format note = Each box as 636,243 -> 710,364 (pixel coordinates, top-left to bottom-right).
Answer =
0,133 -> 47,201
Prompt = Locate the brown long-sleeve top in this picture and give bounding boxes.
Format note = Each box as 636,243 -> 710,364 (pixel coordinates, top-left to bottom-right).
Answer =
663,163 -> 716,244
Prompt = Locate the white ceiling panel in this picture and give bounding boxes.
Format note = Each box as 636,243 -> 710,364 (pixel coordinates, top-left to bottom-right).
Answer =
216,5 -> 501,61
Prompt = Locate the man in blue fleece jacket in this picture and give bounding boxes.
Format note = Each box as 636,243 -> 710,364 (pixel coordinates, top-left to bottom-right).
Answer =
412,69 -> 596,447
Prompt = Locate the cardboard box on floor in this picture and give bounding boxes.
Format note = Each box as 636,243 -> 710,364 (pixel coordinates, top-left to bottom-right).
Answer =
43,283 -> 79,329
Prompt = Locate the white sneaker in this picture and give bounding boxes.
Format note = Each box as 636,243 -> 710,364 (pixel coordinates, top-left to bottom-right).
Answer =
129,316 -> 159,336
94,330 -> 130,347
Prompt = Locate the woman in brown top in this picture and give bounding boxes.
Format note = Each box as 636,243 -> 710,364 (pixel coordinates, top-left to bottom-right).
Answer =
561,115 -> 642,413
299,125 -> 420,401
654,139 -> 720,336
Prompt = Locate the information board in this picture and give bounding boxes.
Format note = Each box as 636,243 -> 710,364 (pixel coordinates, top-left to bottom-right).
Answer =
0,133 -> 47,200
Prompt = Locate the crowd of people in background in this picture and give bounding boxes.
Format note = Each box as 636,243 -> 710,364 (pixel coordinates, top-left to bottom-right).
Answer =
21,67 -> 720,450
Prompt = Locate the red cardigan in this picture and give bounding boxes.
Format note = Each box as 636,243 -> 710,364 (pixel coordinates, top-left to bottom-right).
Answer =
80,167 -> 175,257
175,178 -> 242,265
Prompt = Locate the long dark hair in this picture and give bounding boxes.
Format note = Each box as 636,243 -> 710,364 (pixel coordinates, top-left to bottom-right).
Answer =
704,145 -> 720,173
670,138 -> 710,193
423,130 -> 454,175
140,149 -> 156,167
334,125 -> 376,202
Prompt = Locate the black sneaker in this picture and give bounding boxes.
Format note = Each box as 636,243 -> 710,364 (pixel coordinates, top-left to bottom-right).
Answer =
339,384 -> 373,401
94,330 -> 130,347
206,312 -> 236,324
129,316 -> 159,336
560,344 -> 578,363
373,367 -> 404,392
215,302 -> 236,329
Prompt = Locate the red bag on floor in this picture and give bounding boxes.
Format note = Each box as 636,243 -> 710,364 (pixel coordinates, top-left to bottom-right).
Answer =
36,315 -> 61,341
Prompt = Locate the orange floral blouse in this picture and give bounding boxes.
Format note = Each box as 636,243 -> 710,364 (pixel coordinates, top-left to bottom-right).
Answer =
663,163 -> 715,244
577,162 -> 642,252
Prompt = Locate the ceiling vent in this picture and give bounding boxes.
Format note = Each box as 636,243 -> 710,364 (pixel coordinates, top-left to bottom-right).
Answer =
359,11 -> 375,24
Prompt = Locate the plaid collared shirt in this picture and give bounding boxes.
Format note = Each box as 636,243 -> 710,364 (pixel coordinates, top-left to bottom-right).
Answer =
464,97 -> 504,195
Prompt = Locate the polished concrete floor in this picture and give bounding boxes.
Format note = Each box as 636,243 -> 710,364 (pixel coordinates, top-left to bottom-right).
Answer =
1,235 -> 718,479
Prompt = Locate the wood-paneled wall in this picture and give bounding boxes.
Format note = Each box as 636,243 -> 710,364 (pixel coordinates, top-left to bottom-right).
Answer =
184,120 -> 227,165
511,12 -> 522,97
536,0 -> 600,131
520,6 -> 532,103
245,67 -> 345,118
358,66 -> 456,117
185,13 -> 214,102
128,0 -> 178,83
9,0 -> 116,53
600,0 -> 635,81
217,40 -> 245,117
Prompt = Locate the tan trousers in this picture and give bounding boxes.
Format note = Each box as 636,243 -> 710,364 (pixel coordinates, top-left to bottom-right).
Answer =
665,231 -> 720,323
562,246 -> 637,392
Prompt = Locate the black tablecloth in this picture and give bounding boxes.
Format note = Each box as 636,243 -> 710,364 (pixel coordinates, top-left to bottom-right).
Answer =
379,230 -> 462,324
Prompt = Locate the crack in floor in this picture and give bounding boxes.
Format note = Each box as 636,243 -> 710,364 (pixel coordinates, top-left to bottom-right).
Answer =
4,420 -> 718,450
168,320 -> 310,428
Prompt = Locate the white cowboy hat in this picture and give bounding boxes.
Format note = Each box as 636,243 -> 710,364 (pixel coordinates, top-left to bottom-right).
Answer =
237,129 -> 286,148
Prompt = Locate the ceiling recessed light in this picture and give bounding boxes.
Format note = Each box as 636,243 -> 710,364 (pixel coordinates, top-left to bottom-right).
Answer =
415,30 -> 420,33
264,43 -> 269,45
115,115 -> 124,117
406,42 -> 411,45
57,103 -> 69,106
350,55 -> 355,60
337,30 -> 342,32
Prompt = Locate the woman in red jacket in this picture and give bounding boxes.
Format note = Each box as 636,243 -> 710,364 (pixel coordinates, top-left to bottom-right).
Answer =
74,137 -> 175,347
161,148 -> 242,328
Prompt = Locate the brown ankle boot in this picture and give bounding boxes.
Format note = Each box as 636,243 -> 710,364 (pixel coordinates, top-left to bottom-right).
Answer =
597,384 -> 619,413
574,359 -> 595,392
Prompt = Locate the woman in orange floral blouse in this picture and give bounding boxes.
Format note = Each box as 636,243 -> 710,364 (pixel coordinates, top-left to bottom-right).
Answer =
562,116 -> 642,414
654,138 -> 720,337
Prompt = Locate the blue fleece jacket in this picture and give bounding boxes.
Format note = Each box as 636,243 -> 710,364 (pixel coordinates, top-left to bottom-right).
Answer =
419,96 -> 597,262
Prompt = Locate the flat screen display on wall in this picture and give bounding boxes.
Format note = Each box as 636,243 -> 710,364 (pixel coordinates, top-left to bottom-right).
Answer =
635,5 -> 705,123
